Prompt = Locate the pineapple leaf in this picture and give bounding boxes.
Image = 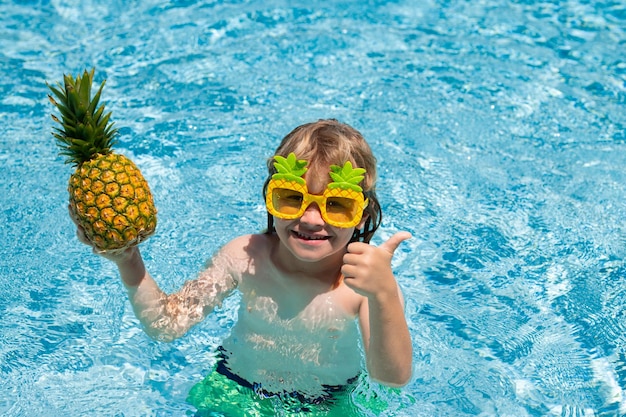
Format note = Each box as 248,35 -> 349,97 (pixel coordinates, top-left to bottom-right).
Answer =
48,68 -> 117,166
88,80 -> 105,116
47,84 -> 67,104
77,70 -> 92,110
271,152 -> 308,184
327,161 -> 366,192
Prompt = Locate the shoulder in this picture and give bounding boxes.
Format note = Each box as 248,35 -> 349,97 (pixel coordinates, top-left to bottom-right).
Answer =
221,233 -> 276,252
206,233 -> 277,282
215,233 -> 278,263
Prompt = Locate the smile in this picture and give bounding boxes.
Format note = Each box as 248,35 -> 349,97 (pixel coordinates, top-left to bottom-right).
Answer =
292,231 -> 330,241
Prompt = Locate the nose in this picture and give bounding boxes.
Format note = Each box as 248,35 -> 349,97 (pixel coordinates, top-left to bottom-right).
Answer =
299,202 -> 325,226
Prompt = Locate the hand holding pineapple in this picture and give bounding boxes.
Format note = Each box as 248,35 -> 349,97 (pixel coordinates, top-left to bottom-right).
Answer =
49,69 -> 157,253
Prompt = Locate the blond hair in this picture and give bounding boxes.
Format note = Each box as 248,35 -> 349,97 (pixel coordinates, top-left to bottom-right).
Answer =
263,119 -> 382,243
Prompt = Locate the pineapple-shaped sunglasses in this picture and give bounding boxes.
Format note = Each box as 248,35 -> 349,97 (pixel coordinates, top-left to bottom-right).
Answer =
265,153 -> 369,228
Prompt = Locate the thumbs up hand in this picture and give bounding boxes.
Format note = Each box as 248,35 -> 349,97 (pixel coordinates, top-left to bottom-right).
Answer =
341,231 -> 411,299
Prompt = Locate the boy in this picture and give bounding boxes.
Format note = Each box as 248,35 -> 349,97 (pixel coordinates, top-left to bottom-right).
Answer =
72,119 -> 412,411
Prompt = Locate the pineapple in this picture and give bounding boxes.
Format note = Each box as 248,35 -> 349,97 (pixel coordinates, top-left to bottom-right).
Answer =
48,68 -> 157,252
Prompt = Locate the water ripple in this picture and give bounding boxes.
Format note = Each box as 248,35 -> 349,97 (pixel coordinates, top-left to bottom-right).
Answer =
2,0 -> 626,415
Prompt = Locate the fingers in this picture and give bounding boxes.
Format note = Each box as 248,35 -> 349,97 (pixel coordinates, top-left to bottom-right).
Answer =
68,204 -> 78,224
346,231 -> 411,256
343,231 -> 411,274
342,232 -> 411,297
68,203 -> 134,258
75,224 -> 91,246
94,245 -> 130,257
68,204 -> 92,246
378,231 -> 412,255
68,204 -> 85,234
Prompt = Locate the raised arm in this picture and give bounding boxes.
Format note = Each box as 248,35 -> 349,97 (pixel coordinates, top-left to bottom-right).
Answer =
342,232 -> 413,386
72,208 -> 239,342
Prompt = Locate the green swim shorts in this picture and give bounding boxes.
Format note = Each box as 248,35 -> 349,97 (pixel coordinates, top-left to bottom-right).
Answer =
187,348 -> 401,416
187,355 -> 360,416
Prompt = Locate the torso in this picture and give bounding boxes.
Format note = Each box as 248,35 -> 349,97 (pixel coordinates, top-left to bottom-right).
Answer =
219,233 -> 364,396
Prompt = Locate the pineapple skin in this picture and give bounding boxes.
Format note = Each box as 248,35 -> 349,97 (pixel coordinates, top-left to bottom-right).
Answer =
69,152 -> 157,251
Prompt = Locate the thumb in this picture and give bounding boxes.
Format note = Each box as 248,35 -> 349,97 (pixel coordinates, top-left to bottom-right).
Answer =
379,231 -> 412,255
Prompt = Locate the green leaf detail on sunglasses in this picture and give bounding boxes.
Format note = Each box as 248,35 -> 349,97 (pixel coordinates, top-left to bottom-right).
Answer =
328,161 -> 366,192
272,153 -> 308,184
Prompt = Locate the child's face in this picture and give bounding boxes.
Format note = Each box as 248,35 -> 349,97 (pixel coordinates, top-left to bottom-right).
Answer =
273,170 -> 361,264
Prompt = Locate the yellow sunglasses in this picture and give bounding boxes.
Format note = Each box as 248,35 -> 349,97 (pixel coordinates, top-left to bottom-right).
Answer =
265,153 -> 369,228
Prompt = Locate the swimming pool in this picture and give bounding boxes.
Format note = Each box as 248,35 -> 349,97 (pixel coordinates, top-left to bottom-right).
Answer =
1,0 -> 625,415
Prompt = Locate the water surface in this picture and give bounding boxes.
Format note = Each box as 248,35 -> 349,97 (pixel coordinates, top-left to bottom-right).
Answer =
1,0 -> 625,416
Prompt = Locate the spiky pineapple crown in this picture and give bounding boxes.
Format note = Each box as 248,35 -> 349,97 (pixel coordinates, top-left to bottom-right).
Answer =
272,153 -> 308,184
272,153 -> 366,191
48,68 -> 118,166
328,161 -> 366,192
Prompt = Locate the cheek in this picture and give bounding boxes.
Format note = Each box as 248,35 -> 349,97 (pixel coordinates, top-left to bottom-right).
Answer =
273,218 -> 292,235
332,226 -> 355,244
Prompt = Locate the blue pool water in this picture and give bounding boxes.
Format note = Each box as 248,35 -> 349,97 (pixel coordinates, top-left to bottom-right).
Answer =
1,0 -> 625,415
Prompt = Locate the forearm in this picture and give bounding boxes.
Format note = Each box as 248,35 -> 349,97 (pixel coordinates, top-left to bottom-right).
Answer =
115,246 -> 148,287
366,291 -> 413,386
115,248 -> 212,342
112,247 -> 174,340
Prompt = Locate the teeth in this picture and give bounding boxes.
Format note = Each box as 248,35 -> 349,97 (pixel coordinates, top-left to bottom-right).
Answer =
295,231 -> 328,240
